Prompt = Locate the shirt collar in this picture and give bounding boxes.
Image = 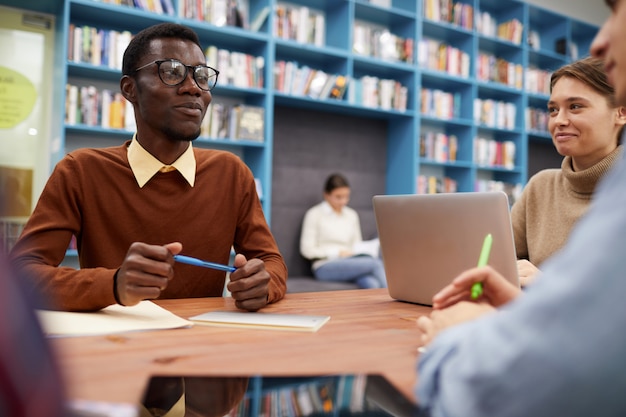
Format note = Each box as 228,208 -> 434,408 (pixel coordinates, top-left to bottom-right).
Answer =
127,134 -> 196,188
321,200 -> 343,215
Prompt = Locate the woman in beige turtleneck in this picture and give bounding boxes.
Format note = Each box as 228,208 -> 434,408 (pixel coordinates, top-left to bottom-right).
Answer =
513,57 -> 626,286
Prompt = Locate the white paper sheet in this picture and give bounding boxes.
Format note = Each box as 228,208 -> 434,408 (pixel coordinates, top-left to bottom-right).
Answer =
37,301 -> 192,337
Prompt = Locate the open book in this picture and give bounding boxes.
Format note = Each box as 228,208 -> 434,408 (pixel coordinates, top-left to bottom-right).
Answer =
352,238 -> 380,258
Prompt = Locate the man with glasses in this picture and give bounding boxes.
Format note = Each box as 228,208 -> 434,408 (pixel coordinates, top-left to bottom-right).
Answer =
10,23 -> 287,312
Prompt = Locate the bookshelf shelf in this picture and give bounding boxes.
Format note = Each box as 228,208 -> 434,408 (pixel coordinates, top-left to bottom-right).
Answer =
70,0 -> 170,28
528,48 -> 568,65
195,137 -> 267,148
422,19 -> 474,43
422,116 -> 474,128
354,2 -> 416,26
7,0 -> 599,258
275,40 -> 347,61
67,63 -> 122,81
213,85 -> 267,99
65,125 -> 132,137
478,36 -> 523,57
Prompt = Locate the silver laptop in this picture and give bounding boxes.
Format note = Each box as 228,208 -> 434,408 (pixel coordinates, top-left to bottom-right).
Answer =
373,192 -> 519,306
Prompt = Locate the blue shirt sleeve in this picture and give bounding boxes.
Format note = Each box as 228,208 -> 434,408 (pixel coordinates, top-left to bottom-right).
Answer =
416,150 -> 626,417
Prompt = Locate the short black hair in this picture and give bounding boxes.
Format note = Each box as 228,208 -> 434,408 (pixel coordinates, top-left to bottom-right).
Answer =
122,23 -> 202,76
324,173 -> 350,193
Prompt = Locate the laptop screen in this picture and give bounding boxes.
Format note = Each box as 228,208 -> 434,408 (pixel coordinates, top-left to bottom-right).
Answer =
374,192 -> 519,306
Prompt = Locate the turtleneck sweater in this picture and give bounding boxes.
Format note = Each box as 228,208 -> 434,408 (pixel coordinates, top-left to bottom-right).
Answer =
511,145 -> 623,267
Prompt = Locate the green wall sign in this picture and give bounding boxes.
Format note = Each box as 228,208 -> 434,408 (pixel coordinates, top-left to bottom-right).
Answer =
0,66 -> 37,129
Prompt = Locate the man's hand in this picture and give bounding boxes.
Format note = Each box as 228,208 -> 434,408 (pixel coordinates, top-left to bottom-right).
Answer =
432,265 -> 522,310
416,302 -> 495,346
115,242 -> 182,306
517,259 -> 540,287
227,254 -> 271,311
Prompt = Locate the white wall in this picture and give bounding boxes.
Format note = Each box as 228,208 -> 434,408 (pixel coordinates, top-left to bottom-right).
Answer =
523,0 -> 609,26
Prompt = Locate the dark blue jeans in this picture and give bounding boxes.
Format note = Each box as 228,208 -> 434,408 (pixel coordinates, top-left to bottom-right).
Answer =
314,256 -> 387,289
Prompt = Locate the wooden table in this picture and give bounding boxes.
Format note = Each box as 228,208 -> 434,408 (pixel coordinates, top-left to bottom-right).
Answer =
52,289 -> 431,406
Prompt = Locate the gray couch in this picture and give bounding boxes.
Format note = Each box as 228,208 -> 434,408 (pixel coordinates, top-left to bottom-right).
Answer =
270,106 -> 387,293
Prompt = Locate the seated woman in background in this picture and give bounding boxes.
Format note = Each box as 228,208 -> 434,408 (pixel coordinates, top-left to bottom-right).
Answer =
300,173 -> 387,289
513,56 -> 625,286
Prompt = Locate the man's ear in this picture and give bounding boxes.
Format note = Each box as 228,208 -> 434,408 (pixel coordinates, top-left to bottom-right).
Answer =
120,75 -> 136,103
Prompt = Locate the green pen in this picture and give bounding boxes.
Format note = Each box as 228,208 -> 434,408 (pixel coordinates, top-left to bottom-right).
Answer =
471,233 -> 493,300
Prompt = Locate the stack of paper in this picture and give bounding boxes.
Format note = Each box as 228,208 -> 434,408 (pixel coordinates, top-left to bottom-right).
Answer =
37,301 -> 193,337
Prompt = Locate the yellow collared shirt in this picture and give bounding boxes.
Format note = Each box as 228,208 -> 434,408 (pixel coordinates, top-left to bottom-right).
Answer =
127,134 -> 196,188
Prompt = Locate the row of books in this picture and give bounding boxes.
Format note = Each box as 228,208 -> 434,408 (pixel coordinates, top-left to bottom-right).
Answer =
474,98 -> 517,130
274,3 -> 325,47
205,46 -> 265,89
347,76 -> 408,112
475,180 -> 523,206
200,103 -> 265,142
353,23 -> 414,64
417,175 -> 458,194
476,53 -> 524,89
526,107 -> 550,134
525,67 -> 552,95
476,13 -> 524,45
420,88 -> 461,120
261,384 -> 333,417
418,39 -> 471,78
419,42 -> 549,94
67,24 -> 265,89
67,24 -> 132,70
273,61 -> 348,100
65,84 -> 136,131
423,0 -> 474,30
180,0 -> 244,27
496,19 -> 524,45
93,0 -> 174,15
474,138 -> 516,169
133,0 -> 174,15
420,132 -> 458,163
226,375 -> 371,417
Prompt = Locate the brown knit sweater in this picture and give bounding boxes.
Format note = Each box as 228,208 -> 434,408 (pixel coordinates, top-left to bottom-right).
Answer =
10,142 -> 287,311
511,145 -> 623,267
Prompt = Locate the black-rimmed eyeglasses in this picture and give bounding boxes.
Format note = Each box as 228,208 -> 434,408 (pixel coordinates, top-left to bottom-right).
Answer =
133,59 -> 219,91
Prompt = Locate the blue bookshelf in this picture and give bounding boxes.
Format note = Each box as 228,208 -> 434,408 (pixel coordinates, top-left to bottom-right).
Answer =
2,0 -> 599,251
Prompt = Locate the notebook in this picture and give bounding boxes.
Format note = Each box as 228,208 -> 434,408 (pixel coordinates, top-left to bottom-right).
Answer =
373,191 -> 519,306
189,310 -> 330,332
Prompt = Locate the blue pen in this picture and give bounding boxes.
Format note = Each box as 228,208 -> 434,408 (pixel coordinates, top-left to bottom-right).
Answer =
173,254 -> 236,273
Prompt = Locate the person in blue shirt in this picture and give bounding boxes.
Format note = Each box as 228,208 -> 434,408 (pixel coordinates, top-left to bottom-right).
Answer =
414,1 -> 626,416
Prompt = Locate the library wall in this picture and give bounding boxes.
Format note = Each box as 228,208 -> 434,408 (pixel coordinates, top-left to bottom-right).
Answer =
271,106 -> 387,277
528,141 -> 562,177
